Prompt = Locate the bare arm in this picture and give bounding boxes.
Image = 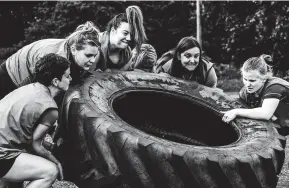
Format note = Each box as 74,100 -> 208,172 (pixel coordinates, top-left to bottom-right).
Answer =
32,109 -> 63,179
222,98 -> 280,123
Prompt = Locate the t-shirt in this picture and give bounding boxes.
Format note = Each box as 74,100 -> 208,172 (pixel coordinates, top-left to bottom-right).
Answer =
0,83 -> 57,159
5,39 -> 68,87
239,77 -> 289,127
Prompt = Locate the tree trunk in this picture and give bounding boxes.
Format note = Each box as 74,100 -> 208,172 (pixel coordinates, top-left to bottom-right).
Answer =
196,0 -> 202,47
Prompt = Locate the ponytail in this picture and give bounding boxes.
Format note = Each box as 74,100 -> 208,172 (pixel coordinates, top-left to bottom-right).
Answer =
126,6 -> 147,52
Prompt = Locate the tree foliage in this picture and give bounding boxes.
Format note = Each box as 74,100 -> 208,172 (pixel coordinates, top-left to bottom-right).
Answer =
200,1 -> 289,73
0,1 -> 39,47
1,1 -> 289,73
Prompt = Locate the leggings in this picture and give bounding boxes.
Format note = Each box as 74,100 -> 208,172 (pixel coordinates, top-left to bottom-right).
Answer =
0,61 -> 17,100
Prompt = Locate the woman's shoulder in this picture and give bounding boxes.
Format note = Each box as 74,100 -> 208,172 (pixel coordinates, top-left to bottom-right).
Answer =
263,77 -> 289,97
161,59 -> 172,73
6,83 -> 57,114
267,77 -> 289,87
32,83 -> 56,104
154,58 -> 172,73
202,57 -> 214,71
153,49 -> 175,73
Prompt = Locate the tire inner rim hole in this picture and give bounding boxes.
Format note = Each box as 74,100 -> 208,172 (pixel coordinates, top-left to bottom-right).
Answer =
112,91 -> 239,146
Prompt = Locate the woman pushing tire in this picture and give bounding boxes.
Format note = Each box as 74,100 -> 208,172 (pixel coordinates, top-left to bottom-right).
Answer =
54,71 -> 286,188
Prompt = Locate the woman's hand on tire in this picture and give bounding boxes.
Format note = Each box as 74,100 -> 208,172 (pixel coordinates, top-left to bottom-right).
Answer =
221,109 -> 238,123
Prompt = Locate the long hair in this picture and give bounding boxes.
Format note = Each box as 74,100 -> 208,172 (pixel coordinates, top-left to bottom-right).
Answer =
105,5 -> 147,52
169,36 -> 206,84
33,53 -> 71,86
99,6 -> 147,71
126,5 -> 147,52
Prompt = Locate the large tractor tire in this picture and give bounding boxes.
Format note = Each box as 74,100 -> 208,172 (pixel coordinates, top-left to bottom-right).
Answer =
54,71 -> 286,188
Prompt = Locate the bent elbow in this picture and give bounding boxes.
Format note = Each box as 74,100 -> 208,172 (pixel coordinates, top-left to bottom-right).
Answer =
264,116 -> 271,121
32,141 -> 42,152
262,112 -> 274,121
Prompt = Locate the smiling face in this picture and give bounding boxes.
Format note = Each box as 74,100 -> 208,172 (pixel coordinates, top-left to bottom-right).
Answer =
179,47 -> 200,71
71,44 -> 100,71
110,22 -> 131,49
242,70 -> 265,93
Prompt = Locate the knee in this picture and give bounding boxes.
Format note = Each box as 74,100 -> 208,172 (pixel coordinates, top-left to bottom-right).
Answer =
43,163 -> 58,181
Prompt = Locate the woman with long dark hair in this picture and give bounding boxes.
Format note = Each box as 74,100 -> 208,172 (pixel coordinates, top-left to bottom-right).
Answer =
154,36 -> 217,87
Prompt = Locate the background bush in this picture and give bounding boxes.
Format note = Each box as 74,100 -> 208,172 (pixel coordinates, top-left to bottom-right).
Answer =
1,1 -> 289,91
214,64 -> 243,92
0,47 -> 18,63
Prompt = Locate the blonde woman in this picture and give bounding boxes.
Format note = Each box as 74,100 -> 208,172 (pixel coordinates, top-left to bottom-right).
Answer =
222,54 -> 289,135
0,21 -> 100,99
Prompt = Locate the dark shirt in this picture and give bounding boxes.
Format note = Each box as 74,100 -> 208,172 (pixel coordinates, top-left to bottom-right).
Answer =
94,32 -> 132,71
239,77 -> 289,127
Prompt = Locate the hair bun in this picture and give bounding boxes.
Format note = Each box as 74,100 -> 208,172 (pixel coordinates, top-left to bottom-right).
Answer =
260,54 -> 273,64
75,21 -> 100,33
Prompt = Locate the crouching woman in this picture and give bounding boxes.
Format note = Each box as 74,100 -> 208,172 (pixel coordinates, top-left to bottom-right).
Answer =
0,53 -> 72,187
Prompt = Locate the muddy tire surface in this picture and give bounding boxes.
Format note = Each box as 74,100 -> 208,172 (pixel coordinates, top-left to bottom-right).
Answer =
54,71 -> 286,188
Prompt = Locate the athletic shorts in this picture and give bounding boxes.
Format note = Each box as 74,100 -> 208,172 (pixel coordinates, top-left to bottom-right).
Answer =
0,157 -> 17,178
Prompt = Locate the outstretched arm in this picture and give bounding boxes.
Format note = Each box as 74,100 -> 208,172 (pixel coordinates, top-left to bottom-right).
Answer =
222,98 -> 280,123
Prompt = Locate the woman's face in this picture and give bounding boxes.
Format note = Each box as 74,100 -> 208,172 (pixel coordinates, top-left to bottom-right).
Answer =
110,22 -> 131,49
242,70 -> 265,93
57,68 -> 72,91
71,44 -> 100,71
179,47 -> 200,71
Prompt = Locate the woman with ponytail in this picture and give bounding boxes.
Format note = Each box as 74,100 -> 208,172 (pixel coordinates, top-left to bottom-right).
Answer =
94,5 -> 148,71
0,21 -> 100,99
222,54 -> 289,135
